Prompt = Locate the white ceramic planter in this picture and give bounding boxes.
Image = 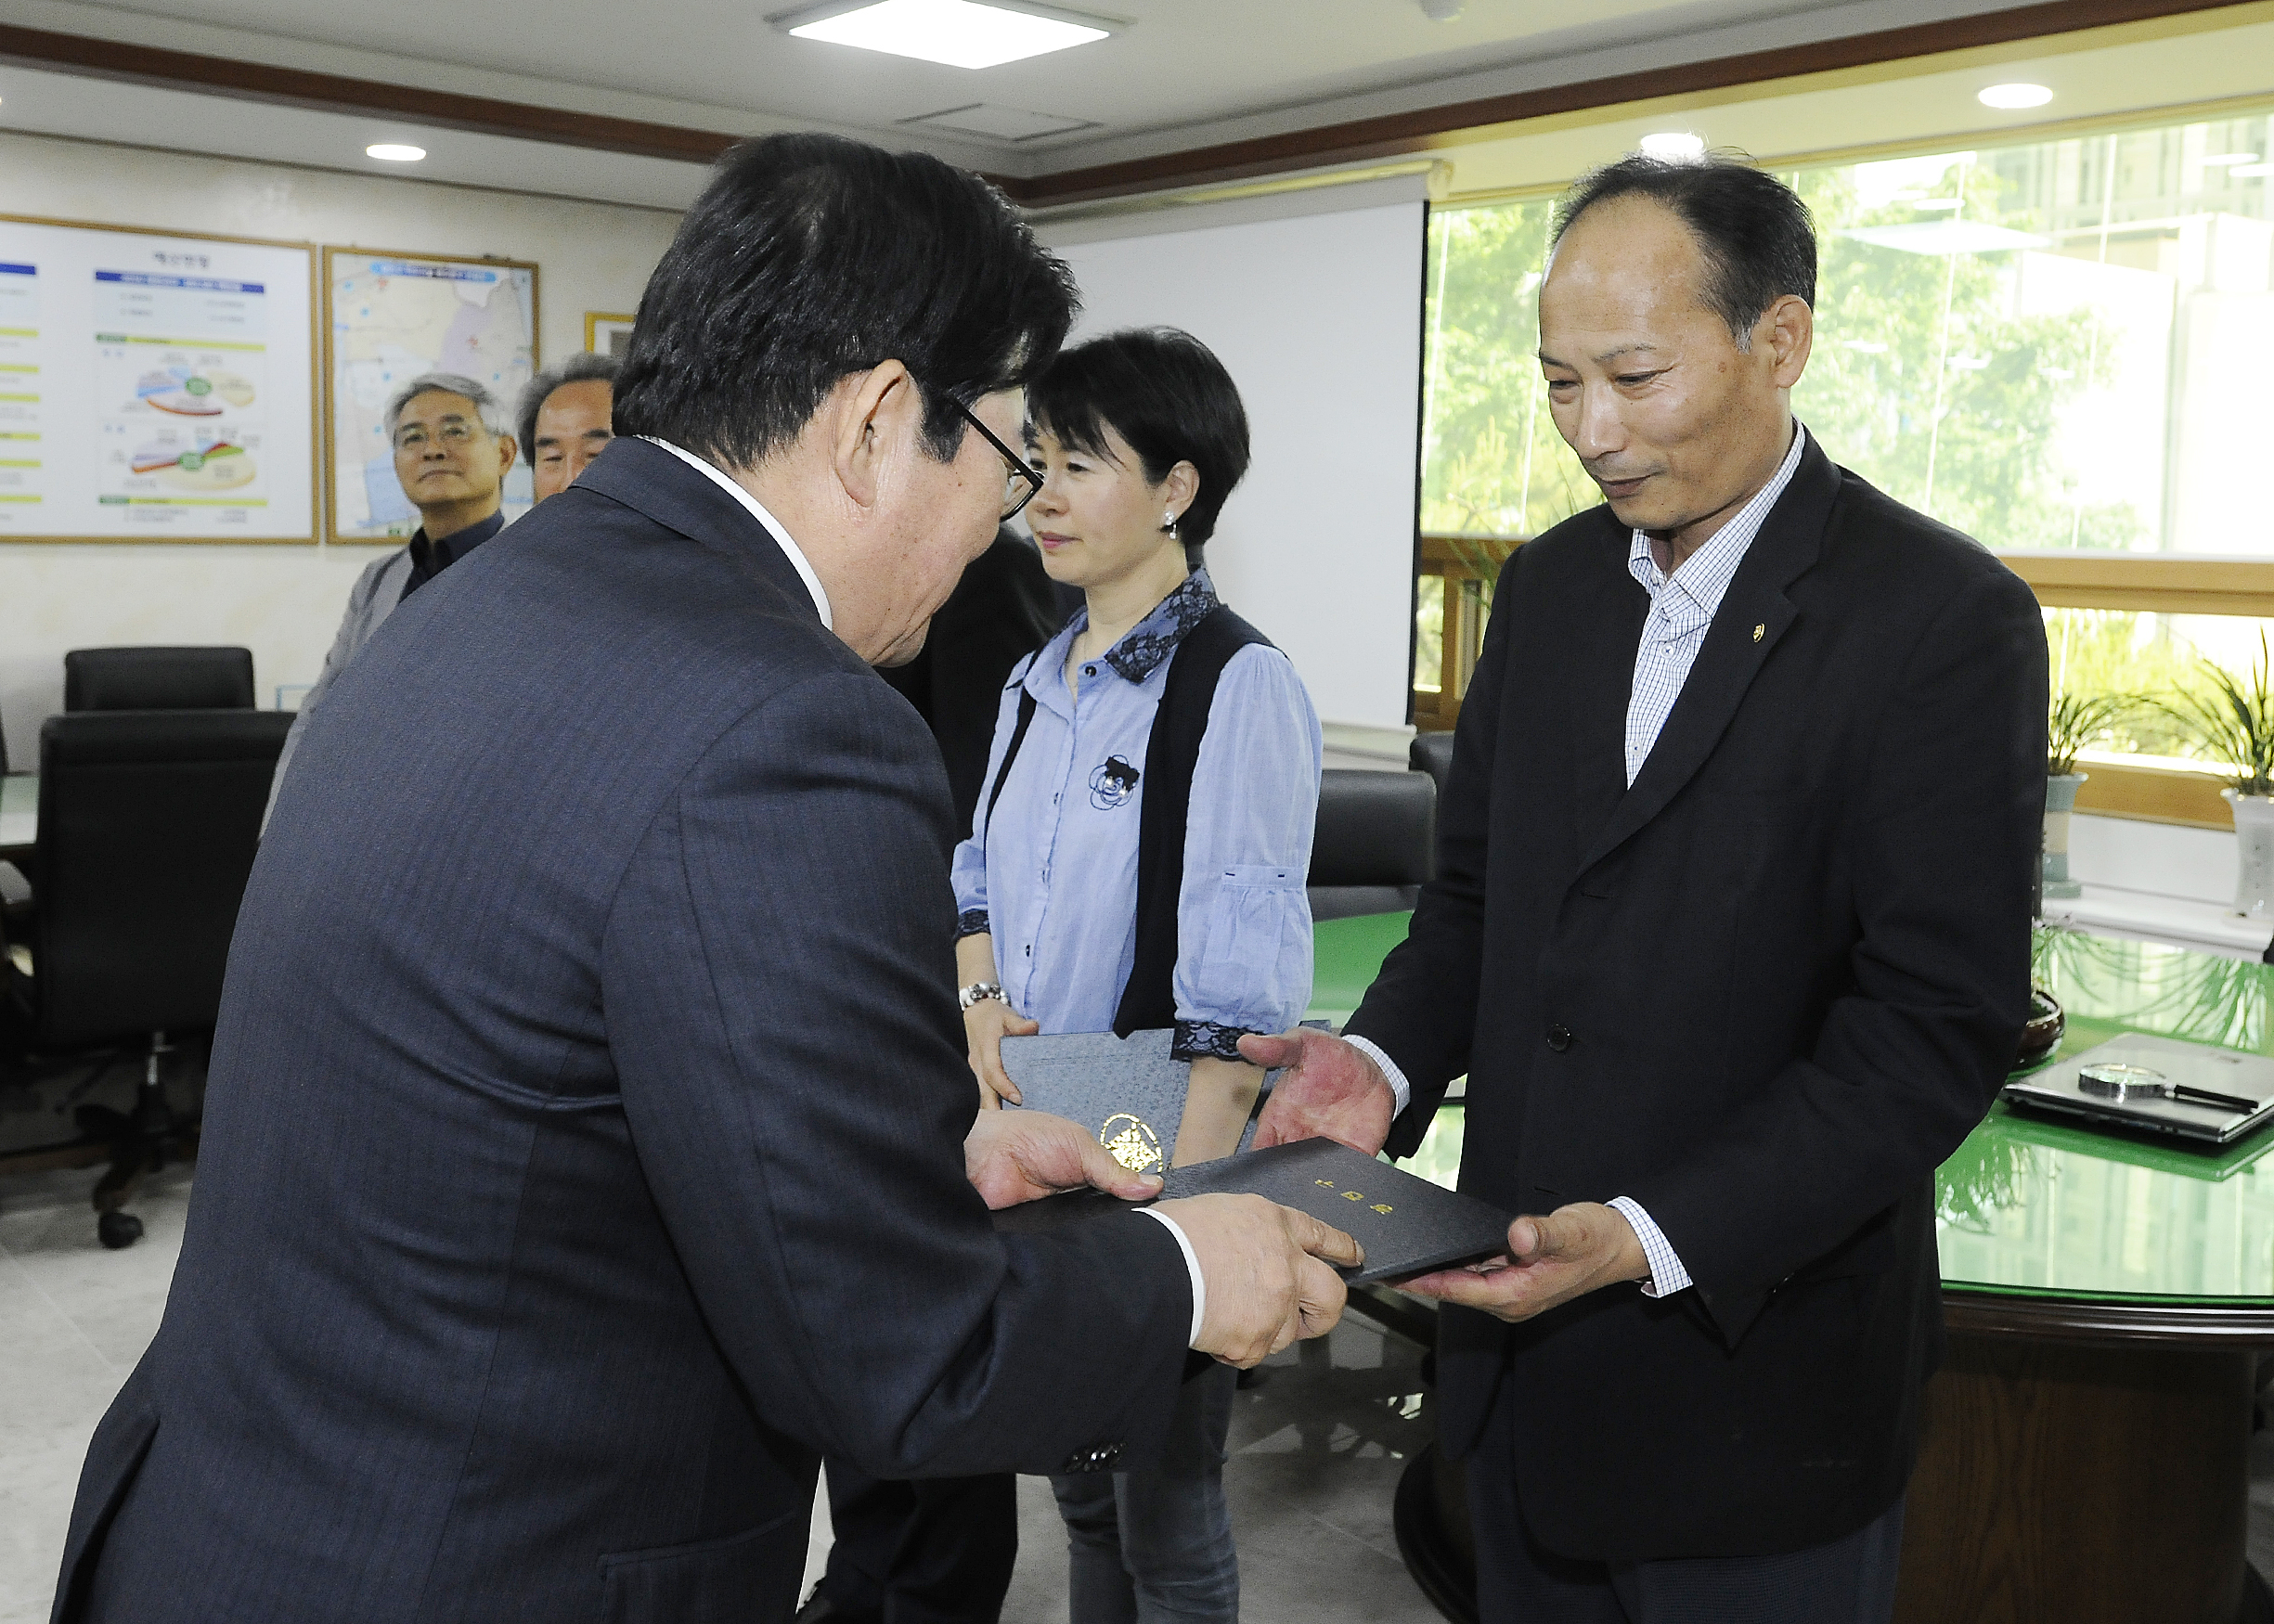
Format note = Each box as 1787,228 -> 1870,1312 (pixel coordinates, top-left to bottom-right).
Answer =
2226,790 -> 2274,919
2043,773 -> 2086,900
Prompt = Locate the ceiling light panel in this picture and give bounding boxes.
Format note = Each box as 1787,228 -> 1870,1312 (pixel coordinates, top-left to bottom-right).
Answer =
775,0 -> 1114,71
366,143 -> 426,161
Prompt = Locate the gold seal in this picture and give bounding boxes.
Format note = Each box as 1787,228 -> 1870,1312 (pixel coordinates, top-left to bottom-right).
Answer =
1099,1113 -> 1164,1174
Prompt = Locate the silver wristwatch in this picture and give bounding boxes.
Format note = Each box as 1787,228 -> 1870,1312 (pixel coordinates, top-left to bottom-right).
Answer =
958,982 -> 1006,1012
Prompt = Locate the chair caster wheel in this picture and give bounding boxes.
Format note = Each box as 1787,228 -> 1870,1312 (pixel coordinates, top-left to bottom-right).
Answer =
97,1211 -> 144,1250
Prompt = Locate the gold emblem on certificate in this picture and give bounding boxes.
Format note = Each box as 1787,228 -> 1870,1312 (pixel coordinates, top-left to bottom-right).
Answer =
1099,1113 -> 1164,1174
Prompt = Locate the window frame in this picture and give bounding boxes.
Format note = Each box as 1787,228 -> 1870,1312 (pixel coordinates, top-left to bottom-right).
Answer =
1415,545 -> 2272,830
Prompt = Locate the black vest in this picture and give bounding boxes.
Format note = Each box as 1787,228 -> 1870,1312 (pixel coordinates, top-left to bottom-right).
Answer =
980,604 -> 1273,1038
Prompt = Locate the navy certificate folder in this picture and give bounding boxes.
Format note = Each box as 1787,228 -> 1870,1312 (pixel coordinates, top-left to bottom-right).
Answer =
993,1138 -> 1516,1286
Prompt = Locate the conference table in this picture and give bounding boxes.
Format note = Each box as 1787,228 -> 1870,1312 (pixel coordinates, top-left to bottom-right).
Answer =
1306,913 -> 2274,1624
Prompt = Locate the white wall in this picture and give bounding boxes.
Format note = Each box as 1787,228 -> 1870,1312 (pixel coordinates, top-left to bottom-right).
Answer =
1040,182 -> 1428,733
0,130 -> 679,761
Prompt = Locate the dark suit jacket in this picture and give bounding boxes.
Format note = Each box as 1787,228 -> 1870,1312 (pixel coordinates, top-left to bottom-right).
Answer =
1348,434 -> 2046,1563
54,438 -> 1194,1624
875,526 -> 1073,832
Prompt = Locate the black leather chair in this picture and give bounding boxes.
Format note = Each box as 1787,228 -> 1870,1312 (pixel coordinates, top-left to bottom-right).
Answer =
0,709 -> 291,1246
1309,767 -> 1437,922
1409,730 -> 1454,801
64,646 -> 256,713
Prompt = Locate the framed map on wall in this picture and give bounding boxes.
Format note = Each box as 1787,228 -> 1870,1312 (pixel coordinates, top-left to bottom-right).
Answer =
0,213 -> 317,544
322,246 -> 537,543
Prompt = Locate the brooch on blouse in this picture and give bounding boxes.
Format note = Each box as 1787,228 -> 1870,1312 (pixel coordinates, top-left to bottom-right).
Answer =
1090,755 -> 1142,811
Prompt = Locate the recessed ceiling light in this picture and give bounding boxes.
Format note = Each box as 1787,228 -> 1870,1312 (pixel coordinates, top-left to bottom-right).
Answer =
1978,84 -> 2053,110
366,143 -> 426,162
2203,151 -> 2262,166
1638,132 -> 1706,161
773,0 -> 1114,70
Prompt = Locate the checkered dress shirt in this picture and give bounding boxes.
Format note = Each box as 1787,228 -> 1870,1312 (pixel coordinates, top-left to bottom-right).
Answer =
1351,424 -> 1808,1301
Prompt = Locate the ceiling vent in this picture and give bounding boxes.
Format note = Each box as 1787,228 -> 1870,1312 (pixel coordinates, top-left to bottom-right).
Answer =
902,103 -> 1101,143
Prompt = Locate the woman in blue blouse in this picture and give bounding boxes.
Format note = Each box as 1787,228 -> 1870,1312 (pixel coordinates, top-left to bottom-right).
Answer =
950,328 -> 1321,1623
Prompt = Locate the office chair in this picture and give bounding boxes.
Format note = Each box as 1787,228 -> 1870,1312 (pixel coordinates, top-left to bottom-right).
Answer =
0,708 -> 291,1247
1309,767 -> 1437,922
64,646 -> 256,713
1408,731 -> 1454,802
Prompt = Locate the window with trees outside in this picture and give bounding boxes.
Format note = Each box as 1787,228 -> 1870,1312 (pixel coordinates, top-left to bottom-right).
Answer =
1416,105 -> 2274,827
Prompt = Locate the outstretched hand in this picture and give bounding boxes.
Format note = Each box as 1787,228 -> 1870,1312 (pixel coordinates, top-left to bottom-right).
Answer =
1156,1192 -> 1361,1368
1397,1203 -> 1648,1322
964,1108 -> 1164,1210
1240,1028 -> 1396,1155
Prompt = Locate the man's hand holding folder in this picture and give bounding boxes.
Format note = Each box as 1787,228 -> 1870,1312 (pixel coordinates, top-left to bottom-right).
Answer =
968,1106 -> 1362,1367
1241,1027 -> 1649,1320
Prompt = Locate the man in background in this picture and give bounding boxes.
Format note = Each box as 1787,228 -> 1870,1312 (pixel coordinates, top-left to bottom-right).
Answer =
800,527 -> 1072,1624
874,523 -> 1075,830
518,351 -> 618,503
264,372 -> 515,819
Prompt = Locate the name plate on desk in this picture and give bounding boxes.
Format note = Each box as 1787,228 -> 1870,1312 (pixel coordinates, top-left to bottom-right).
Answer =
993,1138 -> 1516,1286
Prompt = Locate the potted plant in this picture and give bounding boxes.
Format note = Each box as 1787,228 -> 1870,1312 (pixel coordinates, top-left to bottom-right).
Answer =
2158,633 -> 2274,920
2043,690 -> 2133,901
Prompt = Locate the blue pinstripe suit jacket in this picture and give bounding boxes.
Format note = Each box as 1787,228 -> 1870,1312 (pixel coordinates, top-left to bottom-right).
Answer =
53,437 -> 1192,1624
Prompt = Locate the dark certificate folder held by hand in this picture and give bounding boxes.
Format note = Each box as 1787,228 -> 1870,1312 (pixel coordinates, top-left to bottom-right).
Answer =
994,1138 -> 1517,1287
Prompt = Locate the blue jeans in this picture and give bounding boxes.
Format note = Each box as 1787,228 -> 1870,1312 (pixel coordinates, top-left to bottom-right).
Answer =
1049,1361 -> 1237,1624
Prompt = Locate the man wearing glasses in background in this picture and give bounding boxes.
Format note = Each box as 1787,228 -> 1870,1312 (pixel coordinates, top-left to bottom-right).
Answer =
263,372 -> 516,823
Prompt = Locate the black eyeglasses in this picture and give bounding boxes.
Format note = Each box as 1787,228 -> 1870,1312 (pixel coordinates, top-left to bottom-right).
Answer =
953,397 -> 1044,522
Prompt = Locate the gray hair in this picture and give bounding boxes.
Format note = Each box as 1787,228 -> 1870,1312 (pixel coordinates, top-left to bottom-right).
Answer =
514,351 -> 620,464
382,372 -> 511,443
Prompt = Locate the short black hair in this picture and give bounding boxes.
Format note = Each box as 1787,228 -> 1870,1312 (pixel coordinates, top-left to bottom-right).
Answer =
1553,154 -> 1815,347
515,350 -> 618,467
614,133 -> 1079,469
1024,328 -> 1250,547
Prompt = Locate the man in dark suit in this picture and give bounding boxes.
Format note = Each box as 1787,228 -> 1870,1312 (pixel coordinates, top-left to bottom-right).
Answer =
876,524 -> 1077,833
796,535 -> 1072,1624
52,135 -> 1357,1624
1243,157 -> 2045,1619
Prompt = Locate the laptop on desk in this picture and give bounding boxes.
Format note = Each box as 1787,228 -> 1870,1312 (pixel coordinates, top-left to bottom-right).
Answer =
2003,1034 -> 2274,1147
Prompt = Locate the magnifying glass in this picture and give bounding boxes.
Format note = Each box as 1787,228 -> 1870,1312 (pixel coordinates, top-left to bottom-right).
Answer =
2077,1063 -> 2257,1115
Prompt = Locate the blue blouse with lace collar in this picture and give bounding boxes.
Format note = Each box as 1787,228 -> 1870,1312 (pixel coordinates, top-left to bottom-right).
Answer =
950,569 -> 1322,1060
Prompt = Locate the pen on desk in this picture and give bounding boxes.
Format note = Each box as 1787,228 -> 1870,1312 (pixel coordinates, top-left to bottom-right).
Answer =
2173,1084 -> 2260,1114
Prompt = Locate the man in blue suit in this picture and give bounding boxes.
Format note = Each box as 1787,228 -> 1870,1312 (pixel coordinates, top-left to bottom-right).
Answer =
52,135 -> 1356,1624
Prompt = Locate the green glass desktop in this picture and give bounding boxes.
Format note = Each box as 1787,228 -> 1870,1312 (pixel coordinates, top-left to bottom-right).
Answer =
1307,911 -> 2274,1624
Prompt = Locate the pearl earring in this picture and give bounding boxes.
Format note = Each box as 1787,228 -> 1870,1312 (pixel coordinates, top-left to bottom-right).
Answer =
1163,509 -> 1179,537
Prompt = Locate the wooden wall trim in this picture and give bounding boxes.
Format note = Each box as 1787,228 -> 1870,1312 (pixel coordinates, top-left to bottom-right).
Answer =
0,23 -> 742,165
1005,0 -> 2255,206
2001,552 -> 2274,618
1,2 -> 2255,200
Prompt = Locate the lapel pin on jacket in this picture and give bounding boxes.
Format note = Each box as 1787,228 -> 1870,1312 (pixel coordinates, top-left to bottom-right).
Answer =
1752,624 -> 1765,642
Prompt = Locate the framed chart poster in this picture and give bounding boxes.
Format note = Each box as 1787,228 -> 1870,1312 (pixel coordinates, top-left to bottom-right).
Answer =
0,215 -> 317,543
323,246 -> 538,543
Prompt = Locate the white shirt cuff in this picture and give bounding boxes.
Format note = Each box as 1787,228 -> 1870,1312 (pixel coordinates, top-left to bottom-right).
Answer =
1607,1196 -> 1692,1298
1340,1033 -> 1412,1115
1136,1207 -> 1207,1347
